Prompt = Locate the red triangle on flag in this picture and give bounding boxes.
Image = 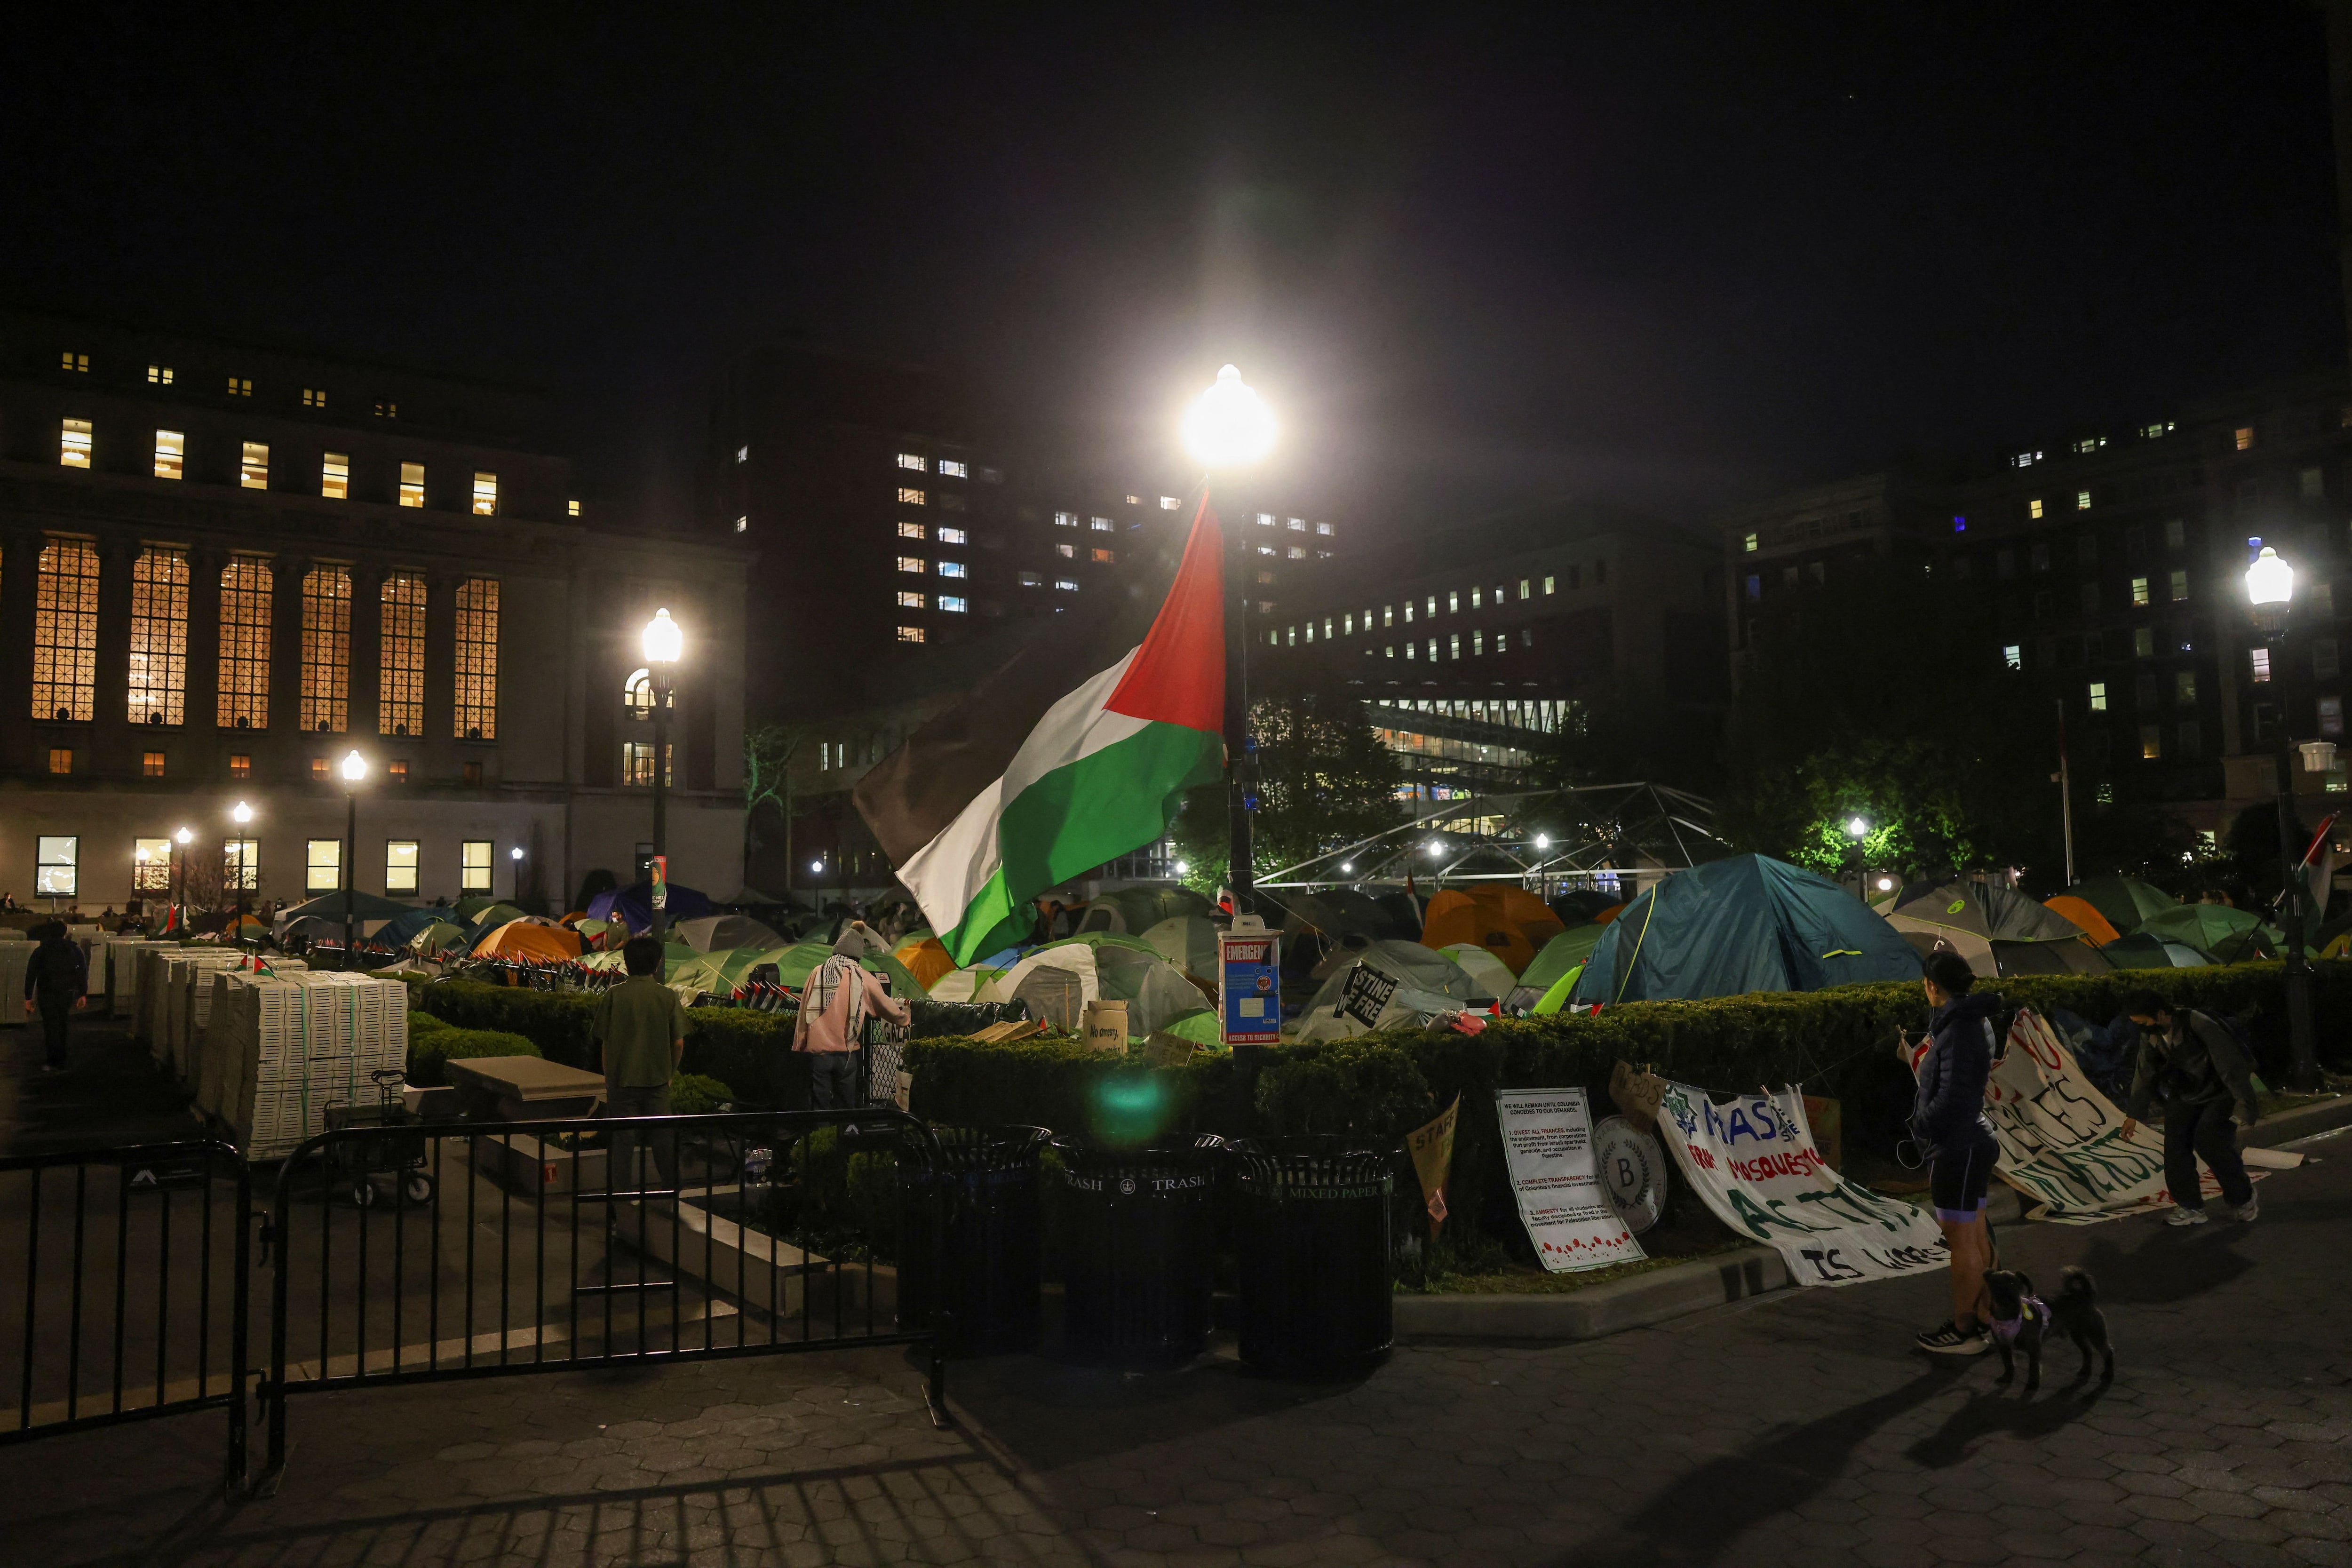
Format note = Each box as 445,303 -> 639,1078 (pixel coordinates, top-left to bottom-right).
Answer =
1104,495 -> 1225,736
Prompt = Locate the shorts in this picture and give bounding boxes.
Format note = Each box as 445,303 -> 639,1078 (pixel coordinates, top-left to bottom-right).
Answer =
1929,1130 -> 1998,1225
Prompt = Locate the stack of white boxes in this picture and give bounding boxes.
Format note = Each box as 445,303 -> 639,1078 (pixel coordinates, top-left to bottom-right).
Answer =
0,937 -> 31,1027
206,971 -> 410,1161
153,952 -> 256,1078
110,939 -> 184,1020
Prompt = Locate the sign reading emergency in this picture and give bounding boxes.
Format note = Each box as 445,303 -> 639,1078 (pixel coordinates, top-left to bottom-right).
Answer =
1218,917 -> 1280,1044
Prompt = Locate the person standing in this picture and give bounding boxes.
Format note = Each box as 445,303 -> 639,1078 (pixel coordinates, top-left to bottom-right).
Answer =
2119,989 -> 2262,1226
23,921 -> 89,1073
592,934 -> 688,1194
793,922 -> 908,1110
1912,950 -> 2002,1355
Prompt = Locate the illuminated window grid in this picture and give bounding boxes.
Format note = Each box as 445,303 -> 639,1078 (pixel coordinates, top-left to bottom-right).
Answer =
398,462 -> 425,507
216,556 -> 273,731
240,442 -> 269,489
300,566 -> 352,733
322,453 -> 350,500
621,741 -> 673,785
127,548 -> 189,727
133,837 -> 170,892
386,841 -> 419,894
32,538 -> 101,722
379,574 -> 427,736
154,430 -> 184,480
306,839 -> 341,893
223,840 -> 259,891
471,473 -> 498,516
61,418 -> 92,468
453,577 -> 499,740
460,840 -> 493,893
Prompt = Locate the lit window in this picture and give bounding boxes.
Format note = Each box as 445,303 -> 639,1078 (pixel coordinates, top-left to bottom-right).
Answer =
47,748 -> 71,775
1382,605 -> 1394,626
388,760 -> 407,782
1091,548 -> 1114,563
146,364 -> 172,385
472,473 -> 498,515
1544,576 -> 1556,595
386,461 -> 422,506
623,668 -> 660,716
141,753 -> 164,779
898,556 -> 926,573
229,754 -> 251,779
1286,545 -> 1304,559
621,741 -> 675,784
1316,522 -> 1335,537
1742,532 -> 1758,553
241,442 -> 270,490
321,451 -> 349,500
1055,511 -> 1078,526
2002,644 -> 2022,671
1255,544 -> 1274,557
453,578 -> 499,740
227,377 -> 252,397
223,840 -> 258,891
898,453 -> 927,471
1304,622 -> 1315,644
311,757 -> 330,781
217,556 -> 273,730
2252,646 -> 2273,683
1055,578 -> 1079,591
33,539 -> 100,723
899,487 -> 927,506
1447,591 -> 1459,613
300,567 -> 352,733
2076,490 -> 2091,511
1079,516 -> 1106,533
734,446 -> 748,463
35,836 -> 77,898
2144,421 -> 2175,439
898,590 -> 925,609
733,517 -> 747,533
1473,630 -> 1484,655
1449,634 -> 1461,660
938,459 -> 968,478
1018,572 -> 1041,587
302,387 -> 326,408
2013,451 -> 2041,467
127,548 -> 189,728
2073,437 -> 2104,454
1518,580 -> 1530,600
2169,569 -> 2190,603
1384,645 -> 1394,658
1287,517 -> 1306,532
386,841 -> 420,894
60,417 -> 92,468
1343,613 -> 1355,636
898,521 -> 926,539
133,836 -> 168,888
1253,513 -> 1275,527
897,626 -> 925,643
375,401 -> 397,419
2235,426 -> 2255,451
61,352 -> 88,373
939,595 -> 968,613
461,760 -> 481,786
1160,496 -> 1180,509
461,841 -> 493,894
153,429 -> 184,481
2130,577 -> 2150,606
569,500 -> 582,517
2029,498 -> 2044,519
1057,542 -> 1076,558
379,575 -> 426,736
306,839 -> 340,893
938,526 -> 967,544
2140,724 -> 2162,760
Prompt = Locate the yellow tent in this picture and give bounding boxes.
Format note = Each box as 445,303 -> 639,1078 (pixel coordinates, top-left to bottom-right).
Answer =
2043,895 -> 2122,947
894,933 -> 956,990
475,919 -> 584,962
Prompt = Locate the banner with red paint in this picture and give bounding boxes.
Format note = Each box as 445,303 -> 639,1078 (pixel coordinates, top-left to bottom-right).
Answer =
1494,1088 -> 1645,1272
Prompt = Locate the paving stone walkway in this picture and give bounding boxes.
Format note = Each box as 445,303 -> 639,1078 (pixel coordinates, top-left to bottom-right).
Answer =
3,1118 -> 2344,1567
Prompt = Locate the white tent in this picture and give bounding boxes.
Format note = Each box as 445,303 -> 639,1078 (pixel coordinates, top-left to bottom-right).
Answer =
1295,940 -> 1478,1045
977,935 -> 1211,1036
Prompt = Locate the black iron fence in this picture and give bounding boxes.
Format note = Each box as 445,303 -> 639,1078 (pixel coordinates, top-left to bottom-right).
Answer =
0,1140 -> 252,1488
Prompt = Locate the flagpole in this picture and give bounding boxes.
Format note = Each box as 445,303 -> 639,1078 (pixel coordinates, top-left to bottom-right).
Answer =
1222,478 -> 1255,917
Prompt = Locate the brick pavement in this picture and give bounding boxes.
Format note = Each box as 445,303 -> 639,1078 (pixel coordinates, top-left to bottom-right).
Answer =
2,1123 -> 2344,1567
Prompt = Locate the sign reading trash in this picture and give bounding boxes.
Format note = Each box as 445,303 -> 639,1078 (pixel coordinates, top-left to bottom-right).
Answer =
1218,916 -> 1280,1045
1337,962 -> 1399,1028
1656,1082 -> 1947,1286
1494,1089 -> 1645,1272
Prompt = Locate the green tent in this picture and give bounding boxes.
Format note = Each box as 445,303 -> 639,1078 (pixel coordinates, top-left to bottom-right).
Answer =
2064,875 -> 2179,936
1073,886 -> 1214,935
1521,925 -> 1609,993
982,933 -> 1208,1036
2101,931 -> 2217,969
1439,942 -> 1519,1000
454,895 -> 508,923
767,939 -> 926,999
2137,903 -> 2281,963
1140,914 -> 1220,983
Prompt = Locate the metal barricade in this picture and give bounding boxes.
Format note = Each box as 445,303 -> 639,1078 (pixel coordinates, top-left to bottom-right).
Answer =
260,1107 -> 950,1477
0,1140 -> 252,1488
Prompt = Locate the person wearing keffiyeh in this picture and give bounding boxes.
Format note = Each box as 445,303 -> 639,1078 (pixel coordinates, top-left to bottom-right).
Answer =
793,922 -> 908,1109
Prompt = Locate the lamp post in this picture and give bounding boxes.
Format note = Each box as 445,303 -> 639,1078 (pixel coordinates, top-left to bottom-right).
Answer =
173,827 -> 191,933
2247,545 -> 2321,1091
510,844 -> 525,902
1182,364 -> 1277,915
642,608 -> 683,942
340,750 -> 368,969
1845,816 -> 1870,903
230,800 -> 255,933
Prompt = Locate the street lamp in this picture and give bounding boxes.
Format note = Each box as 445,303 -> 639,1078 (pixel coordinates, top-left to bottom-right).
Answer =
340,750 -> 368,969
1844,817 -> 1870,902
229,801 -> 255,931
173,826 -> 192,933
642,608 -> 683,941
1183,364 -> 1276,924
2244,545 -> 2321,1090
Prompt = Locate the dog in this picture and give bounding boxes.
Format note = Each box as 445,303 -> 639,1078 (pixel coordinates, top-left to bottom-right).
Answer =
1981,1266 -> 2114,1392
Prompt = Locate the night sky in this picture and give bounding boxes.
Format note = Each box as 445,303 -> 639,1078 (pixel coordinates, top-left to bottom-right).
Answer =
5,5 -> 2340,537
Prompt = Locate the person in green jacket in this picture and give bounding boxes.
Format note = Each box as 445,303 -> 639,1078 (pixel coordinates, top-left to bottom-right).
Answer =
594,935 -> 688,1194
2118,989 -> 2261,1227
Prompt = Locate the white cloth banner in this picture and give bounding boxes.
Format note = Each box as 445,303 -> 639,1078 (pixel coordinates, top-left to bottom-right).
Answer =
1494,1089 -> 1645,1272
1657,1082 -> 1948,1287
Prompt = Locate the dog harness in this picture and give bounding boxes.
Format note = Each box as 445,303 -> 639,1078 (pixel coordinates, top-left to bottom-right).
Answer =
1990,1296 -> 2048,1345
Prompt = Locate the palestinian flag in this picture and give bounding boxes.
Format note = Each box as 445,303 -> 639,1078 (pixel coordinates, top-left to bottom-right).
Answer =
855,497 -> 1227,963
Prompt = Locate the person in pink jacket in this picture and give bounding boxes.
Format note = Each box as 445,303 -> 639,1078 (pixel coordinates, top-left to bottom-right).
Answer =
792,923 -> 909,1109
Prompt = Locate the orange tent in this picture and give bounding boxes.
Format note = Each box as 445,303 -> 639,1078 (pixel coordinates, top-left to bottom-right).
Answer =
2043,895 -> 2121,947
1590,901 -> 1627,925
894,934 -> 956,990
475,919 -> 584,962
1420,887 -> 1567,976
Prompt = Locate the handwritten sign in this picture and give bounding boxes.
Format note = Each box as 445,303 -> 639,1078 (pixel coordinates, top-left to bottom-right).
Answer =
1657,1082 -> 1947,1287
1406,1094 -> 1460,1230
1494,1089 -> 1645,1272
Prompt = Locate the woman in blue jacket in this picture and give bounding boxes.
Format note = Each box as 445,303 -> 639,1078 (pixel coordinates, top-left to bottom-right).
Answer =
1912,950 -> 2002,1355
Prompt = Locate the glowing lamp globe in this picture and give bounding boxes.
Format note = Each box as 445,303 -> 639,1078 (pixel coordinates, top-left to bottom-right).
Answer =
175,827 -> 192,845
2247,546 -> 2294,633
642,607 -> 683,666
341,749 -> 367,783
231,801 -> 254,825
1181,365 -> 1276,470
1846,817 -> 1869,839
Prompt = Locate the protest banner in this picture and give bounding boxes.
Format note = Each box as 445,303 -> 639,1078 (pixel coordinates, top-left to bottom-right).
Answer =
1656,1082 -> 1947,1287
1405,1094 -> 1459,1232
1494,1089 -> 1645,1272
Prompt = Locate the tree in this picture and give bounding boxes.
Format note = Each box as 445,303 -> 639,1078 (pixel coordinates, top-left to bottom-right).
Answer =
1169,690 -> 1404,894
743,722 -> 814,890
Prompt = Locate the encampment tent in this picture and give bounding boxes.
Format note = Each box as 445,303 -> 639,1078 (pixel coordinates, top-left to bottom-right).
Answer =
374,907 -> 448,948
1438,942 -> 1518,1001
892,930 -> 957,990
1420,887 -> 1565,976
977,933 -> 1210,1036
1522,924 -> 1609,994
585,881 -> 718,934
1571,855 -> 1922,1004
674,914 -> 784,953
475,919 -> 585,963
2137,903 -> 2280,962
1295,939 -> 1479,1044
768,940 -> 926,999
453,896 -> 505,923
2044,895 -> 2123,947
2064,875 -> 2180,936
1140,914 -> 1220,983
406,918 -> 467,955
274,890 -> 413,929
1549,888 -> 1624,926
1886,881 -> 2112,978
1071,886 -> 1214,935
2103,931 -> 2216,969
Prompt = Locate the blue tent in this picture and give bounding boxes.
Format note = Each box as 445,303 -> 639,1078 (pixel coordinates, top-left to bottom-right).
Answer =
1570,854 -> 1923,1004
373,907 -> 448,947
586,880 -> 718,935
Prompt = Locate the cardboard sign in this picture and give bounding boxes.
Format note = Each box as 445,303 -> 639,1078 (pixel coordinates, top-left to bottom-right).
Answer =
1405,1094 -> 1460,1230
1218,918 -> 1280,1044
1337,962 -> 1400,1029
1081,999 -> 1129,1052
1494,1089 -> 1645,1272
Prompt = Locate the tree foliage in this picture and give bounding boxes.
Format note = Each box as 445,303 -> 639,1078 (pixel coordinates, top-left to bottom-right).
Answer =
1169,690 -> 1404,895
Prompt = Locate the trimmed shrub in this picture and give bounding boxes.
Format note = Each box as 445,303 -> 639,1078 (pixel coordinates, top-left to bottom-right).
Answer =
670,1073 -> 737,1114
408,1009 -> 447,1037
408,1027 -> 540,1088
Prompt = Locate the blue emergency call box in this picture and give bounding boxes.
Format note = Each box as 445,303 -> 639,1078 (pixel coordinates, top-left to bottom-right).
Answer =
1219,919 -> 1281,1045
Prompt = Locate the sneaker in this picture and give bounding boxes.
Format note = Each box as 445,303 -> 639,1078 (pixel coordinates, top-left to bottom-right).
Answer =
2236,1196 -> 2260,1224
1917,1322 -> 1990,1355
2164,1204 -> 2209,1226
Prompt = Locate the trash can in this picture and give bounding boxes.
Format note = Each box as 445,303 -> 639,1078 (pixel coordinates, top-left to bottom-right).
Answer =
1232,1136 -> 1394,1376
897,1125 -> 1051,1357
1052,1134 -> 1225,1367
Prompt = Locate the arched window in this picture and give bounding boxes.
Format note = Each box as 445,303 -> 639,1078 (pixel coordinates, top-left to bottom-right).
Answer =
300,566 -> 351,733
624,667 -> 652,717
379,574 -> 426,737
452,577 -> 498,740
216,556 -> 273,730
33,538 -> 100,723
127,548 -> 188,726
